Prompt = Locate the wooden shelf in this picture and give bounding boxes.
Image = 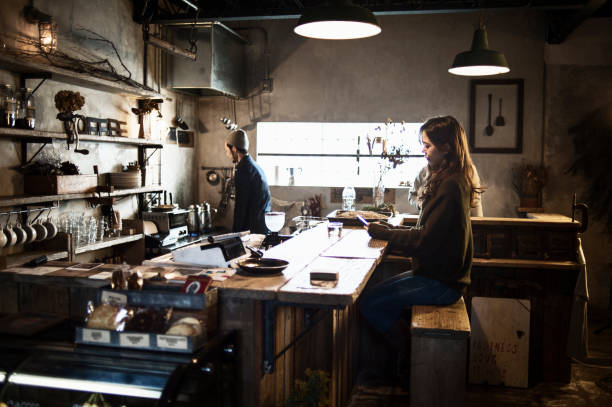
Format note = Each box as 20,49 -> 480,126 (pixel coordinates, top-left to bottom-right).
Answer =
0,185 -> 164,207
2,250 -> 69,269
0,53 -> 161,98
0,128 -> 164,148
74,234 -> 143,255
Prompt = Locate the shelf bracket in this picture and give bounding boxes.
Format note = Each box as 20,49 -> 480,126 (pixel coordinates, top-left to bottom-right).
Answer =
20,73 -> 51,94
21,140 -> 49,166
143,147 -> 160,166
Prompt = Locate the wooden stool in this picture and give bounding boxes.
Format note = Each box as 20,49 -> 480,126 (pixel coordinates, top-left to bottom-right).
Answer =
410,297 -> 471,407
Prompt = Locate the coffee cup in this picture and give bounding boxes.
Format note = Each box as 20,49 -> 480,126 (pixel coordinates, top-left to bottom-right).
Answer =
3,226 -> 17,247
43,219 -> 58,239
13,224 -> 27,245
33,221 -> 48,241
0,229 -> 7,248
24,223 -> 37,243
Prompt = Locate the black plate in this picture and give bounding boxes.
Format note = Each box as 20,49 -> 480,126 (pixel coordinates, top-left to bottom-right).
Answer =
237,258 -> 289,276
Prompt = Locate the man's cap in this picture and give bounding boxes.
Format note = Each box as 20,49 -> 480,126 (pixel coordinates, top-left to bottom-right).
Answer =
226,129 -> 249,151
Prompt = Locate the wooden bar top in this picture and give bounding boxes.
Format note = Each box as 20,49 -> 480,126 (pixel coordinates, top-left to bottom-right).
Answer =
146,223 -> 389,306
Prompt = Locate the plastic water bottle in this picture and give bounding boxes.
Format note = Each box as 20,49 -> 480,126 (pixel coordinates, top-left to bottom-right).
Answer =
342,186 -> 356,211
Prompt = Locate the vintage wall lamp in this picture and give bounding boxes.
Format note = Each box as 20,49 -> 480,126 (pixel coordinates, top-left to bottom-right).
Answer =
24,5 -> 58,54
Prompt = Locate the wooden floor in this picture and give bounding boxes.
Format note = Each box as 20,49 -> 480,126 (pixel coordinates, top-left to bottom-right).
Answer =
349,310 -> 612,407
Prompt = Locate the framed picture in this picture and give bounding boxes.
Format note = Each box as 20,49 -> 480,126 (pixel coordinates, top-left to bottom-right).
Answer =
469,79 -> 524,154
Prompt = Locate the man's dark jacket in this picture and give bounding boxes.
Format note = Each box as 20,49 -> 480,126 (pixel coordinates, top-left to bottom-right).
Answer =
233,155 -> 271,234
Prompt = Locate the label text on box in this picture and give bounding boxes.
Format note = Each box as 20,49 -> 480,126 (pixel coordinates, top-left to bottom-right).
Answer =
82,328 -> 111,343
120,333 -> 150,347
157,335 -> 189,350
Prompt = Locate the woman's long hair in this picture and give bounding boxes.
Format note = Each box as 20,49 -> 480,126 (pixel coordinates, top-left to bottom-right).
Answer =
419,116 -> 480,208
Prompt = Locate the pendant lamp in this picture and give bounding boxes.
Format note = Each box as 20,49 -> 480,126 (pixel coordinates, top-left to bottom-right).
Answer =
449,24 -> 509,76
294,0 -> 381,40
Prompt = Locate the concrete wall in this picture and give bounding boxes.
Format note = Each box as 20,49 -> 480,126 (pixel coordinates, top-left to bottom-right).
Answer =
0,0 -> 197,261
543,19 -> 612,310
198,12 -> 544,216
197,12 -> 612,309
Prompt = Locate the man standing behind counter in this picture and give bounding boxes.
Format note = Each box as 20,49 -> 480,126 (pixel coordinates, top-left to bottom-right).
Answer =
225,129 -> 271,234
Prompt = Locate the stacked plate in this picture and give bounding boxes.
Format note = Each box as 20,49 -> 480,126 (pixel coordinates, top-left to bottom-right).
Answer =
109,172 -> 141,189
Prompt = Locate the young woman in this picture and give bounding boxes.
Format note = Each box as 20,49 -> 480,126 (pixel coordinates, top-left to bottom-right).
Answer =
361,115 -> 478,341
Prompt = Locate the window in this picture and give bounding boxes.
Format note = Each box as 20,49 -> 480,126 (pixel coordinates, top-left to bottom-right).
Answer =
256,122 -> 426,188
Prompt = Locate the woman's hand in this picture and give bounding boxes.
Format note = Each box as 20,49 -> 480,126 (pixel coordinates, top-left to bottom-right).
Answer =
367,221 -> 391,240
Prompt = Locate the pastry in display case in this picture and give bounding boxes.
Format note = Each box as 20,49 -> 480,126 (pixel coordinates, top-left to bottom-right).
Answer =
0,332 -> 237,407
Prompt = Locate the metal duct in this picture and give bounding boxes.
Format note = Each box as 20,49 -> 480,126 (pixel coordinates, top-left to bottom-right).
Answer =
167,22 -> 247,98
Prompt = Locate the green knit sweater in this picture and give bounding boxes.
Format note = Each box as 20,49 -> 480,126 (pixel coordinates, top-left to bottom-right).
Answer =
369,172 -> 472,292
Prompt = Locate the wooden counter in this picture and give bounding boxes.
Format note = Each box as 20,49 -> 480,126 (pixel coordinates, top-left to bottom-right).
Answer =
147,224 -> 388,407
0,214 -> 582,402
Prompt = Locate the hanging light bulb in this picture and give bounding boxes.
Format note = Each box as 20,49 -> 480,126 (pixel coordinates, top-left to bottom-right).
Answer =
294,0 -> 381,40
38,18 -> 58,54
449,23 -> 509,76
24,6 -> 58,54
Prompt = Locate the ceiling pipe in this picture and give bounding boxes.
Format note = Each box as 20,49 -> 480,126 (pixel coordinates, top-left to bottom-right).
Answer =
149,5 -> 587,25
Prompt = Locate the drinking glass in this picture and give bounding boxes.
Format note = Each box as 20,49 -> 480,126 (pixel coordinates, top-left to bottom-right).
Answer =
265,212 -> 285,233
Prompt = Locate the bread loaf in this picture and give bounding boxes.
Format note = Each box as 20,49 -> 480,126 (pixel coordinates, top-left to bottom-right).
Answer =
166,316 -> 202,336
86,304 -> 124,330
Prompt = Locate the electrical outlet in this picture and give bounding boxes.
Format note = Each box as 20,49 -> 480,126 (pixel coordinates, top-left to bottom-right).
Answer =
262,78 -> 273,93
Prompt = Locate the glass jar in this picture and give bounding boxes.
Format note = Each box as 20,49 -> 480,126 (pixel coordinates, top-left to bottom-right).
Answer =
16,88 -> 35,129
0,84 -> 17,127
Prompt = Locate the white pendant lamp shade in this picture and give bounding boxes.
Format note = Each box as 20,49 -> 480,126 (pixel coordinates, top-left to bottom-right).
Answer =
294,1 -> 381,40
449,27 -> 509,76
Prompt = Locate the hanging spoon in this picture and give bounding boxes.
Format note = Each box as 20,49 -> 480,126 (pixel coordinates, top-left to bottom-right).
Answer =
495,98 -> 506,127
485,94 -> 494,136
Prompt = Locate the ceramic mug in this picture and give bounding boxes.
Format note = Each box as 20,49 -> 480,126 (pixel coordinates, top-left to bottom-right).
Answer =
33,221 -> 48,241
24,223 -> 37,243
43,218 -> 58,239
13,224 -> 27,245
0,228 -> 7,248
3,225 -> 17,247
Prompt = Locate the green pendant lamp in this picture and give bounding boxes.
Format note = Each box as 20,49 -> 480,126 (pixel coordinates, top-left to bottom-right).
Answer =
294,0 -> 381,40
449,24 -> 509,76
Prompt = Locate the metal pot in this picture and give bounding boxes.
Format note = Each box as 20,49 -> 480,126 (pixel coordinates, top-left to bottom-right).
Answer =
202,202 -> 213,231
187,205 -> 198,234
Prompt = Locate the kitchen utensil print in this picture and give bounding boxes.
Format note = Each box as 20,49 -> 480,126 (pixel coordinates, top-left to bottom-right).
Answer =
485,93 -> 494,136
495,98 -> 505,127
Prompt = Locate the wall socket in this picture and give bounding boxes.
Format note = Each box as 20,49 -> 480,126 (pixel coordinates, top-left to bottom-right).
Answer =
262,78 -> 273,93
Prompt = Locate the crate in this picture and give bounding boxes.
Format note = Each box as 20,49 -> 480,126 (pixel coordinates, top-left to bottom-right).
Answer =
76,287 -> 218,354
24,174 -> 98,195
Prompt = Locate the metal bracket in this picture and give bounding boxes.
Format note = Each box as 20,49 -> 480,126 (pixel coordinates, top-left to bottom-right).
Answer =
144,147 -> 160,166
262,301 -> 334,375
20,73 -> 51,94
21,140 -> 49,166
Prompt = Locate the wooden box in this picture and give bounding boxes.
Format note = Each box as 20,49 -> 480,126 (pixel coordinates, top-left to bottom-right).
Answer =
24,174 -> 98,195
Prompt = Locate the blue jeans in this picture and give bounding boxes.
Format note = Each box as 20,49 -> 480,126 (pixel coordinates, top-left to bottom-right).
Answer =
360,271 -> 461,334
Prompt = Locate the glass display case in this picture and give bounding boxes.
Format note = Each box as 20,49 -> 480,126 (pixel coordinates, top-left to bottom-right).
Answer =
0,332 -> 237,407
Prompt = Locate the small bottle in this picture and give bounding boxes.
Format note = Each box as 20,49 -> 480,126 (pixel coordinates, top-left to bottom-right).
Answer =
342,186 -> 356,211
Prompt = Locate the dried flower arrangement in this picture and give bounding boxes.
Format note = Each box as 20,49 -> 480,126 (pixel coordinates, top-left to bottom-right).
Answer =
54,90 -> 85,117
511,163 -> 548,208
366,118 -> 412,168
132,98 -> 163,118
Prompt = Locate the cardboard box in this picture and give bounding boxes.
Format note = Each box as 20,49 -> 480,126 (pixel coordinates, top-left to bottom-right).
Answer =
24,174 -> 98,195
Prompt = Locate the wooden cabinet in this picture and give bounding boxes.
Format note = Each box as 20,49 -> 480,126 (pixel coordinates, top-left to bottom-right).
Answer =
388,215 -> 581,384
